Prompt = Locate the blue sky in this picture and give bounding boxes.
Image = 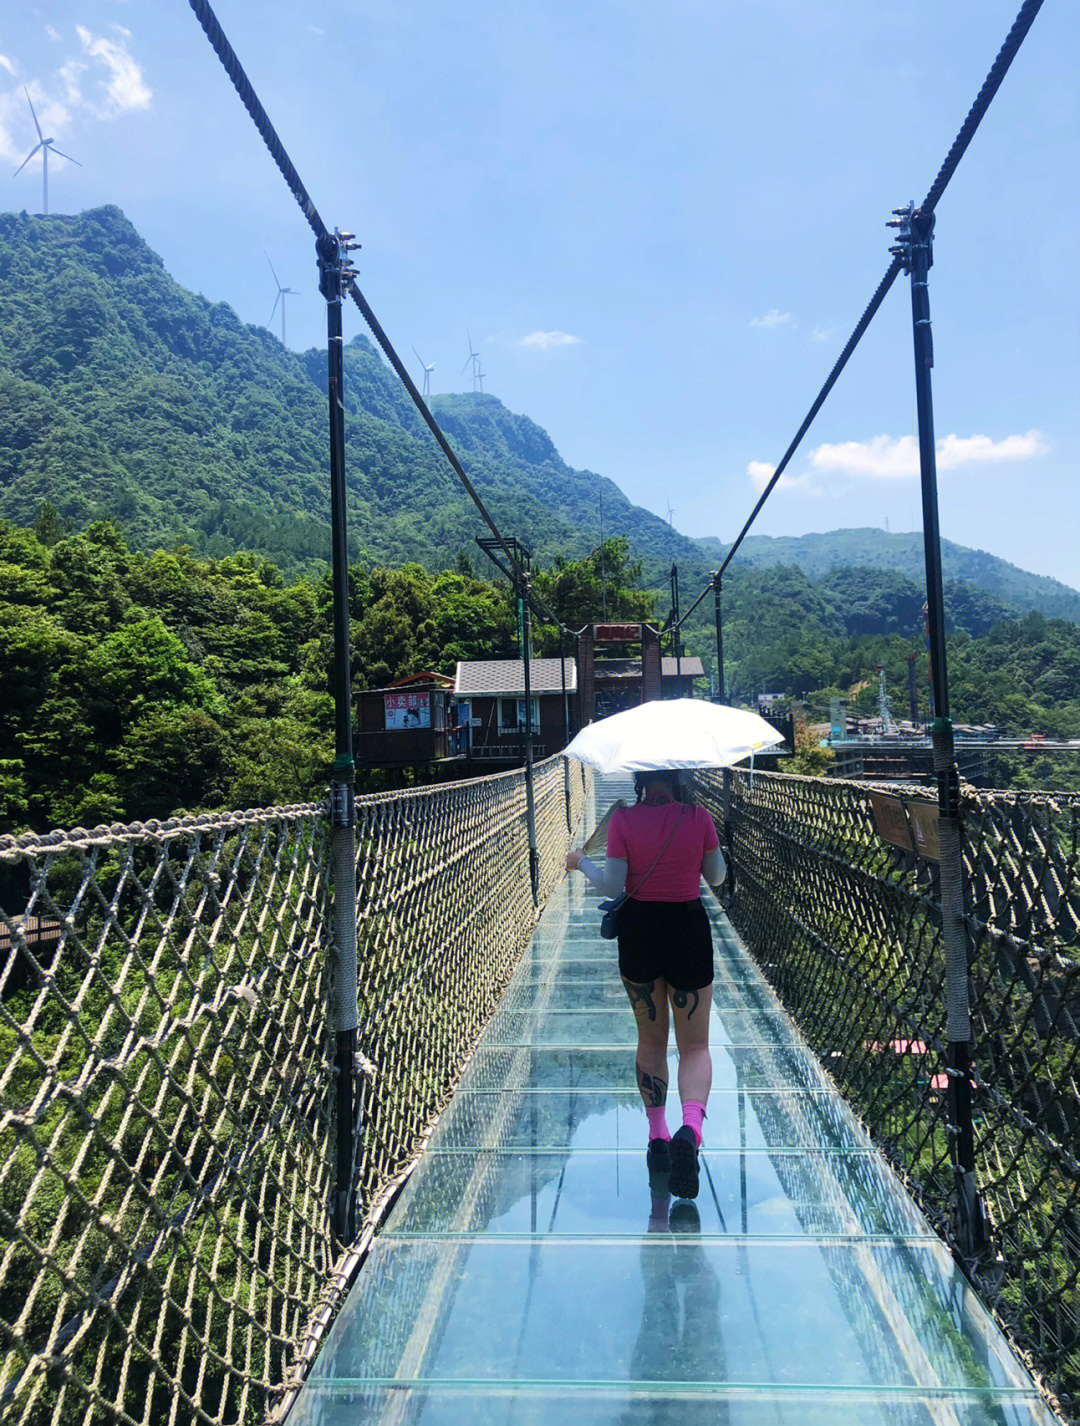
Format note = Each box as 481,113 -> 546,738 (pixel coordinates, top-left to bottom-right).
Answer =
2,1 -> 1077,587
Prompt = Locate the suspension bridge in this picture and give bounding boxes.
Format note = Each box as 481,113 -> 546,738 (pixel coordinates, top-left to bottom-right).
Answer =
2,0 -> 1078,1423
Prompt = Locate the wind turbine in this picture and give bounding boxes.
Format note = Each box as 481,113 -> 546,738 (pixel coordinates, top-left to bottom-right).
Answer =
13,89 -> 81,215
461,330 -> 481,391
265,253 -> 296,347
412,346 -> 435,400
476,361 -> 486,394
666,500 -> 675,526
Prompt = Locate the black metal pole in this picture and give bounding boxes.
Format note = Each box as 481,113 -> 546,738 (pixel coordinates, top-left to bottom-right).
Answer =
520,574 -> 540,903
318,229 -> 359,1242
891,201 -> 984,1259
712,572 -> 725,703
560,625 -> 572,830
670,564 -> 682,696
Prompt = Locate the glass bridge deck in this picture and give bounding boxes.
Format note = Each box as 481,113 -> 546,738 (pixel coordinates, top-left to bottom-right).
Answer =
289,776 -> 1057,1426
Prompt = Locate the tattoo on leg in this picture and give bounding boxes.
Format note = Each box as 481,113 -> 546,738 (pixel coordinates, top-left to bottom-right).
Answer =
624,979 -> 658,1021
637,1061 -> 668,1107
672,987 -> 701,1019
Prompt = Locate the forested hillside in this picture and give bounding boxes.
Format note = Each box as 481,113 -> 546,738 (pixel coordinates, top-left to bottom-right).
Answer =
0,206 -> 695,582
697,529 -> 1080,624
3,516 -> 1077,834
1,206 -> 1075,620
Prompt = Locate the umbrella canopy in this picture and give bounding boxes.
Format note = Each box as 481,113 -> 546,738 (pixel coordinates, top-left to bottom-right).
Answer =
564,698 -> 785,773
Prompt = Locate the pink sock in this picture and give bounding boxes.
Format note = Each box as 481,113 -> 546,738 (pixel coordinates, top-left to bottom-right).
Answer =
646,1106 -> 671,1141
682,1100 -> 707,1146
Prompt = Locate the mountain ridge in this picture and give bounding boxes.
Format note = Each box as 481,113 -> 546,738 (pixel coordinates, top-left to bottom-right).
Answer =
1,205 -> 1076,623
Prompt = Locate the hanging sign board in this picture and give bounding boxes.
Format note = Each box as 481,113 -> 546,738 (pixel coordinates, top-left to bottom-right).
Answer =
908,800 -> 940,861
869,793 -> 913,852
869,792 -> 941,860
594,623 -> 641,643
384,692 -> 430,730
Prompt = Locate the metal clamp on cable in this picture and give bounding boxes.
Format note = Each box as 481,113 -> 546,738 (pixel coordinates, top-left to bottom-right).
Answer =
329,777 -> 355,830
317,229 -> 360,303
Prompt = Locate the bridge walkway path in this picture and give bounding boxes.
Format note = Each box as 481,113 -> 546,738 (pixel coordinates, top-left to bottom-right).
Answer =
289,775 -> 1057,1425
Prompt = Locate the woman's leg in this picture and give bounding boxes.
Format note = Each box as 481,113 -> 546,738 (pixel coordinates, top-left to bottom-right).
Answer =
668,983 -> 713,1199
622,976 -> 671,1121
670,983 -> 714,1110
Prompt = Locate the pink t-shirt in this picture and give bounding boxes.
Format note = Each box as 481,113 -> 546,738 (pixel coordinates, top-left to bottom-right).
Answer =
607,802 -> 720,902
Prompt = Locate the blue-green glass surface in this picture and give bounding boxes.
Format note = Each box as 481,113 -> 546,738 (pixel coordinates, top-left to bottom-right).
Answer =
286,774 -> 1057,1426
288,1384 -> 1056,1426
426,1088 -> 865,1152
309,1237 -> 1035,1393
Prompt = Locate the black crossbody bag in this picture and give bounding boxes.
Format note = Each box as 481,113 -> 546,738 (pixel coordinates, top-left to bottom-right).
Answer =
598,807 -> 687,940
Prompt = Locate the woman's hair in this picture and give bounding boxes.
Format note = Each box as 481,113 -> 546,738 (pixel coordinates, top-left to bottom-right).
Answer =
633,769 -> 686,803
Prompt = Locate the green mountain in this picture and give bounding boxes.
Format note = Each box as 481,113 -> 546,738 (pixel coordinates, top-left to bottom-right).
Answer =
0,206 -> 697,583
1,206 -> 1075,623
696,529 -> 1080,624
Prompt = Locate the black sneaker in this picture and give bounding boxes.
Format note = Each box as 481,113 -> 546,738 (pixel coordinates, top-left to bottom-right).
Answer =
669,1125 -> 700,1200
646,1137 -> 671,1173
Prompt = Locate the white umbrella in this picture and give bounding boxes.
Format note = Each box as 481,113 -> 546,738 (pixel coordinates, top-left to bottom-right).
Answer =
564,698 -> 785,773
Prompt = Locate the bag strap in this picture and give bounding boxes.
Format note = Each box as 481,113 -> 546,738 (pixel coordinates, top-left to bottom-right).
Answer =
626,806 -> 687,901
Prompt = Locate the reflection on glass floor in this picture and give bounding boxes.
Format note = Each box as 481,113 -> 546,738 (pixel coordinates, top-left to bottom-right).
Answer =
288,775 -> 1058,1426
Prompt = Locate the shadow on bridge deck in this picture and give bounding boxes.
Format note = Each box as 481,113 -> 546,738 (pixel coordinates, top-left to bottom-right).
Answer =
288,776 -> 1057,1426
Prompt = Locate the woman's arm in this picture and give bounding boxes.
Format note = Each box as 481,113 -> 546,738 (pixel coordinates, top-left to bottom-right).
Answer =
702,846 -> 727,889
566,848 -> 628,897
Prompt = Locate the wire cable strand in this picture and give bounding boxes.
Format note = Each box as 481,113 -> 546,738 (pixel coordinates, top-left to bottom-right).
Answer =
677,0 -> 1045,632
186,0 -> 542,614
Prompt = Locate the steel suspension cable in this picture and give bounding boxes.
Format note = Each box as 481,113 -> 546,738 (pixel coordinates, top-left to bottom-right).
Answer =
186,0 -> 533,601
677,0 -> 1045,632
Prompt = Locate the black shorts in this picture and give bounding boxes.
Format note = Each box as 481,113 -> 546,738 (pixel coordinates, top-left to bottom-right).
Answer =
617,898 -> 714,993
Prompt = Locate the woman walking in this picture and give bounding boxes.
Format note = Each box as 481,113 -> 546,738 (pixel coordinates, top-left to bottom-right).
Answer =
566,770 -> 725,1199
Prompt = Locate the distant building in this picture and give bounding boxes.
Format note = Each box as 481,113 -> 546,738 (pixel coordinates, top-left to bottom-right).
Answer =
594,657 -> 705,717
454,658 -> 577,762
356,671 -> 464,766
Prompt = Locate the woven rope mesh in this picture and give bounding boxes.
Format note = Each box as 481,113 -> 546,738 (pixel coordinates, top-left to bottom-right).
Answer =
0,756 -> 591,1426
695,768 -> 1080,1411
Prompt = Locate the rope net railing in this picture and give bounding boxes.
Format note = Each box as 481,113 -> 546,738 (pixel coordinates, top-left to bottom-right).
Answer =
0,756 -> 591,1426
694,768 -> 1080,1414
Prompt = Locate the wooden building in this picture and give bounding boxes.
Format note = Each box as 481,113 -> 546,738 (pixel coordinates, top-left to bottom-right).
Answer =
454,658 -> 577,763
355,671 -> 467,767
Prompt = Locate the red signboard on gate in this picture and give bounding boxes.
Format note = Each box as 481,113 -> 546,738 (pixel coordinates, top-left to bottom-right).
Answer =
594,623 -> 641,643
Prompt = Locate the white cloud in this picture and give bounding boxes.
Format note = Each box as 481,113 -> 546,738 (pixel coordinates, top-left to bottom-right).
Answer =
748,460 -> 813,493
936,430 -> 1048,469
811,324 -> 836,344
1,26 -> 150,165
750,309 -> 791,329
809,430 -> 1048,480
75,25 -> 152,114
518,330 -> 582,350
45,26 -> 63,43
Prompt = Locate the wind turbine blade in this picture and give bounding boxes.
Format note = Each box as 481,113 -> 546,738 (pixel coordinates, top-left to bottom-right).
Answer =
412,345 -> 424,367
460,355 -> 473,374
269,291 -> 281,324
50,147 -> 81,166
13,144 -> 44,178
265,251 -> 282,290
24,89 -> 43,142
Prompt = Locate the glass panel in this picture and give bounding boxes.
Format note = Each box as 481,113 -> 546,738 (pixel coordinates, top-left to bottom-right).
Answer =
308,1238 -> 1037,1394
483,1007 -> 799,1047
500,977 -> 777,1013
388,1148 -> 936,1240
288,1383 -> 1055,1426
425,1089 -> 866,1154
458,1047 -> 830,1093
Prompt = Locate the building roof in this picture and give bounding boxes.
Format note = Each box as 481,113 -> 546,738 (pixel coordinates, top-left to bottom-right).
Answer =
455,658 -> 578,697
384,670 -> 453,689
595,657 -> 706,681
